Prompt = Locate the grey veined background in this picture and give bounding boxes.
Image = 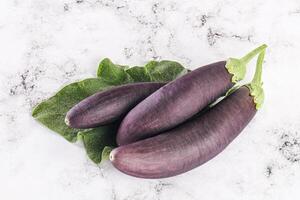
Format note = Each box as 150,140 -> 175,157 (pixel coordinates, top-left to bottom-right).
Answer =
0,0 -> 300,199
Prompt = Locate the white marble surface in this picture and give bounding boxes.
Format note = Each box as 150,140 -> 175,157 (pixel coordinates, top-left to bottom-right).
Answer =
1,0 -> 300,199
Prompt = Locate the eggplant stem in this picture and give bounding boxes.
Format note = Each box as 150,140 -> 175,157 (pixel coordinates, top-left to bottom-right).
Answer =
240,44 -> 267,64
225,44 -> 267,83
251,49 -> 265,86
246,49 -> 266,110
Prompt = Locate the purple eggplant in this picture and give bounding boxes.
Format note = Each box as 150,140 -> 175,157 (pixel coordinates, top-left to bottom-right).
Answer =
65,82 -> 165,129
110,50 -> 266,178
117,45 -> 267,145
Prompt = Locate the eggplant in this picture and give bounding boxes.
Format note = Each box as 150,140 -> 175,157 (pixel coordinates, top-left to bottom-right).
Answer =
110,50 -> 266,178
65,82 -> 165,128
117,45 -> 267,145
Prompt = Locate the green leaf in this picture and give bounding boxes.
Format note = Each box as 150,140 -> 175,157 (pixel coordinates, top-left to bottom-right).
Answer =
97,58 -> 133,84
125,66 -> 151,82
32,78 -> 112,142
78,125 -> 117,164
98,59 -> 188,83
145,60 -> 188,82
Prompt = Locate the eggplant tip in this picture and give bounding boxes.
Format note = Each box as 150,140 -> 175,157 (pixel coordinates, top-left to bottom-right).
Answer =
109,150 -> 115,161
65,117 -> 70,127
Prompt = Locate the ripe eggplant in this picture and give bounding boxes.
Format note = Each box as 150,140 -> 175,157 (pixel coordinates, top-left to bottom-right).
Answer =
110,50 -> 266,178
65,82 -> 165,128
117,45 -> 267,145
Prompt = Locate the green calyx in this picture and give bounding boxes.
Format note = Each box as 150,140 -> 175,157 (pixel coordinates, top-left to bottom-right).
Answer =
245,49 -> 266,110
225,44 -> 267,83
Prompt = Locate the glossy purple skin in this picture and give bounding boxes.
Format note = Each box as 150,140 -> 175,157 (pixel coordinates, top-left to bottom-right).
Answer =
117,61 -> 233,145
111,86 -> 256,179
66,82 -> 165,129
